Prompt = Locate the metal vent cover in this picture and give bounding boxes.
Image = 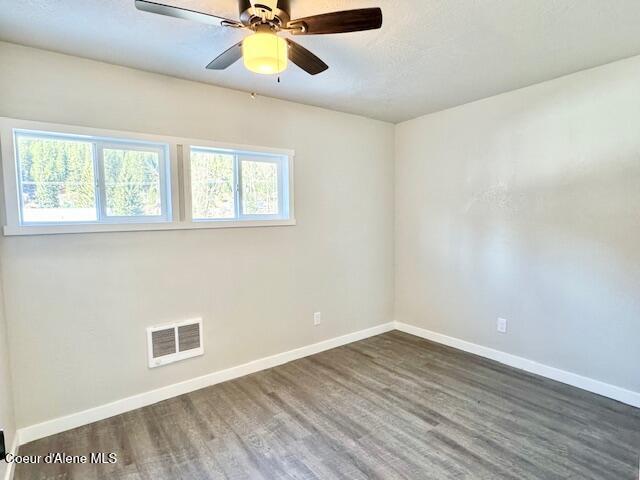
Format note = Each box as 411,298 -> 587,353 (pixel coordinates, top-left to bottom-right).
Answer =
178,323 -> 200,352
147,318 -> 203,368
151,328 -> 176,358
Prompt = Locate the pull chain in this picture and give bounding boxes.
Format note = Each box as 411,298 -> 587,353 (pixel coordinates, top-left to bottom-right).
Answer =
277,33 -> 281,84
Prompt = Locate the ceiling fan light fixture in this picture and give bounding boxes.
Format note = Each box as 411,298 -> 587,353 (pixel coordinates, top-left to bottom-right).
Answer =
242,31 -> 288,75
136,1 -> 383,77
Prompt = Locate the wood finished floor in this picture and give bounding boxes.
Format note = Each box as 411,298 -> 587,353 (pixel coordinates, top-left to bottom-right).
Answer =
15,331 -> 640,480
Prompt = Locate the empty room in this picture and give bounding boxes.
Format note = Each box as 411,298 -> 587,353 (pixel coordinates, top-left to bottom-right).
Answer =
0,1 -> 639,479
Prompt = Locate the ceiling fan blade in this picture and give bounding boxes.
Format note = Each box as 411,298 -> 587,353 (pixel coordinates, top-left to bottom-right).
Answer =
135,0 -> 238,27
288,8 -> 382,35
206,42 -> 243,70
287,39 -> 328,75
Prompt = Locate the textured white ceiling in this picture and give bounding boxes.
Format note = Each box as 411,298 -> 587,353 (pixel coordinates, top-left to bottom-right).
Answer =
2,0 -> 640,123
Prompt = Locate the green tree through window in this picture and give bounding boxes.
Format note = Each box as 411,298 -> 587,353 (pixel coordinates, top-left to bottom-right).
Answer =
17,135 -> 96,221
16,133 -> 166,223
103,148 -> 161,217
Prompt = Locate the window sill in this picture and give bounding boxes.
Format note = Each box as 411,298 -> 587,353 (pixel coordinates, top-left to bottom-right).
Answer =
3,219 -> 297,236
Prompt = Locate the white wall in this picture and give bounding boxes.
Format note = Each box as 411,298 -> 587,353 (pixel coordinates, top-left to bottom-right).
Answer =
396,55 -> 640,393
2,37 -> 638,437
0,240 -> 16,480
0,41 -> 395,428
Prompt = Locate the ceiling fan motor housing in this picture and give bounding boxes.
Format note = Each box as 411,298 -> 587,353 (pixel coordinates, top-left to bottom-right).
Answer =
239,0 -> 290,28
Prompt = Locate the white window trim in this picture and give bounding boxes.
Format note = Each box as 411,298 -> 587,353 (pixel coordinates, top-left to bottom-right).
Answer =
187,146 -> 290,223
95,140 -> 171,224
1,117 -> 296,236
13,130 -> 172,226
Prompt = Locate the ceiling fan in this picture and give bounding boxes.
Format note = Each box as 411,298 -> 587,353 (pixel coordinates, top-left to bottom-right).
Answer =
135,0 -> 383,76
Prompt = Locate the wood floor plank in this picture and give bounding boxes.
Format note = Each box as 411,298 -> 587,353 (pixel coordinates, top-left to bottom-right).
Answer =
14,331 -> 640,479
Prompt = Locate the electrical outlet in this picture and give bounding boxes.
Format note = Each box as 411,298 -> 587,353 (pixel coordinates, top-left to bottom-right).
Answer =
313,312 -> 322,326
497,317 -> 508,334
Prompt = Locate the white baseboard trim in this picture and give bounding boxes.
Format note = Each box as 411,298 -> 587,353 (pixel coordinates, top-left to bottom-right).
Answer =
3,434 -> 19,480
394,321 -> 640,409
17,320 -> 639,446
18,322 -> 395,445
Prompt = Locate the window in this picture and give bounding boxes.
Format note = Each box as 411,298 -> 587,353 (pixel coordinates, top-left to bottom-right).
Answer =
189,147 -> 290,222
16,134 -> 97,223
1,118 -> 295,235
14,130 -> 171,225
190,149 -> 235,220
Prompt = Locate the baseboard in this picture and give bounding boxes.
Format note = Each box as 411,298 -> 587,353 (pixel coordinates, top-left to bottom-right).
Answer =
18,320 -> 638,446
394,321 -> 640,409
18,322 -> 395,445
2,434 -> 18,480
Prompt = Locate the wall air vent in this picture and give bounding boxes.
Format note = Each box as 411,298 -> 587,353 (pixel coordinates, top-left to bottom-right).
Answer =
147,318 -> 203,368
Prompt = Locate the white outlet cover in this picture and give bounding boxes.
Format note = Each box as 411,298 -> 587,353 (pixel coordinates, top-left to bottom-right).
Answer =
313,312 -> 322,326
497,318 -> 508,333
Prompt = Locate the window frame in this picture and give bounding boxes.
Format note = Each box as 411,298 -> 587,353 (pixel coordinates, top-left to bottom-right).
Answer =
13,130 -> 172,227
96,140 -> 170,224
187,146 -> 290,223
238,153 -> 288,221
1,117 -> 296,236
